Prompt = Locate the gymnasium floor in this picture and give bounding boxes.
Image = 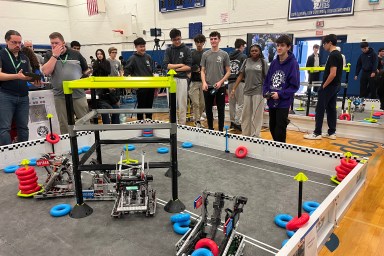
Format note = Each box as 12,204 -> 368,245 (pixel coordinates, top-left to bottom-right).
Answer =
0,142 -> 336,256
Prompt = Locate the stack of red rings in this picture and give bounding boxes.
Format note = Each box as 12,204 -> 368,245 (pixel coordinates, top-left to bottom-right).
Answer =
15,167 -> 41,195
335,158 -> 358,182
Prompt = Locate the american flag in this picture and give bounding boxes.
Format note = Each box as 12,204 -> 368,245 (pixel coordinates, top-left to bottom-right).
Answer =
87,0 -> 98,16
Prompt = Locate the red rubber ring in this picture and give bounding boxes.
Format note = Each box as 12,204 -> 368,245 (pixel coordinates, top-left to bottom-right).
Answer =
286,213 -> 310,231
235,146 -> 248,159
17,172 -> 37,181
308,113 -> 316,117
19,176 -> 39,186
19,183 -> 38,191
46,133 -> 60,144
337,163 -> 351,172
339,113 -> 351,121
340,158 -> 357,169
15,167 -> 35,176
21,185 -> 41,195
335,165 -> 349,175
195,238 -> 219,256
337,172 -> 347,181
142,131 -> 153,135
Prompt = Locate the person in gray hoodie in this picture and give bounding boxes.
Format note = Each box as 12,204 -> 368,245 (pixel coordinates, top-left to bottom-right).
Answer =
163,29 -> 192,125
354,42 -> 378,98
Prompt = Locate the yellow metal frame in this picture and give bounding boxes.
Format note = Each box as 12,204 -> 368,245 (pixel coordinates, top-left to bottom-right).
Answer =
300,63 -> 351,73
63,70 -> 177,95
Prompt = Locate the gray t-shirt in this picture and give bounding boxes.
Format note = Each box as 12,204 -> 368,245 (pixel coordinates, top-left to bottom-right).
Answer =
200,49 -> 230,87
107,58 -> 122,76
45,48 -> 88,98
241,58 -> 269,96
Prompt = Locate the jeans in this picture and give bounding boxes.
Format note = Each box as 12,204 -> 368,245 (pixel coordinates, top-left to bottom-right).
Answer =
0,91 -> 29,145
314,85 -> 338,136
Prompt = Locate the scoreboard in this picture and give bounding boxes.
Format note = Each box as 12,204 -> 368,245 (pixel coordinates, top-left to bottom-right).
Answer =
159,0 -> 206,13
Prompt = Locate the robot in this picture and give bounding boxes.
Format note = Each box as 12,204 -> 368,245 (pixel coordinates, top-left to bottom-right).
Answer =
34,153 -> 75,199
111,151 -> 156,218
176,190 -> 248,256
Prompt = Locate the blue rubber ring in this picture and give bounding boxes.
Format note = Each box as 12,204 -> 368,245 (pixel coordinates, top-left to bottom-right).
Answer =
274,214 -> 293,229
303,201 -> 320,213
143,129 -> 153,132
142,133 -> 153,137
157,147 -> 169,154
173,220 -> 191,235
282,239 -> 290,248
29,158 -> 37,166
78,149 -> 84,155
170,213 -> 191,223
123,145 -> 136,151
126,98 -> 136,103
50,204 -> 72,217
286,230 -> 296,238
4,165 -> 19,173
191,248 -> 214,256
81,146 -> 91,153
182,142 -> 193,148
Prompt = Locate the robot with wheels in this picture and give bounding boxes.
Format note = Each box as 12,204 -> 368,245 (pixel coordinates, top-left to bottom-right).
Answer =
34,153 -> 74,199
175,190 -> 248,256
111,151 -> 156,218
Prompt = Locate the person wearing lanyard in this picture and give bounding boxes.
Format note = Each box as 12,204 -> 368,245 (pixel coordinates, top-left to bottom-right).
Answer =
0,30 -> 35,145
42,32 -> 90,134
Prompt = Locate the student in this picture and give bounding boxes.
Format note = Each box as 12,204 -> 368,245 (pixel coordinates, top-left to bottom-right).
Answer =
231,44 -> 268,137
228,38 -> 247,131
354,42 -> 378,98
70,41 -> 81,51
124,37 -> 154,120
262,35 -> 300,143
200,31 -> 231,132
189,34 -> 206,128
305,44 -> 321,92
107,47 -> 123,77
376,48 -> 384,110
304,34 -> 343,140
163,28 -> 192,125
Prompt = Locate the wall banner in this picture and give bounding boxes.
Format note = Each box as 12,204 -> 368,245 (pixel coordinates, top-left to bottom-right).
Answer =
288,0 -> 355,20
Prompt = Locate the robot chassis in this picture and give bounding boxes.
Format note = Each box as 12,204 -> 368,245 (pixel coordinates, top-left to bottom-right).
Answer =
83,151 -> 157,218
176,190 -> 248,256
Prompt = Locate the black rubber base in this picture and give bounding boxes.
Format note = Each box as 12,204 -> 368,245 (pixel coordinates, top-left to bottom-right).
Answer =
225,150 -> 230,153
69,203 -> 93,219
164,167 -> 181,178
164,199 -> 186,213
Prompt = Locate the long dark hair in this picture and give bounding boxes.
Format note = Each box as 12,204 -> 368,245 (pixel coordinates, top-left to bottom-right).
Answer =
95,49 -> 106,61
21,46 -> 40,72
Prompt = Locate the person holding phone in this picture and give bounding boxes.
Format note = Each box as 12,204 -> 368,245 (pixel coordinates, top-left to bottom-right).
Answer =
42,32 -> 91,134
0,30 -> 37,145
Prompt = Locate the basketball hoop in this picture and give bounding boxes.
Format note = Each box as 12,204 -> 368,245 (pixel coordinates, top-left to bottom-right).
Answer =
112,29 -> 124,35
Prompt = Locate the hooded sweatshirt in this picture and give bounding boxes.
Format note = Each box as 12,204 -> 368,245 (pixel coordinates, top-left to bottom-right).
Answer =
124,52 -> 153,77
228,49 -> 247,82
163,43 -> 192,78
262,51 -> 300,109
355,47 -> 378,76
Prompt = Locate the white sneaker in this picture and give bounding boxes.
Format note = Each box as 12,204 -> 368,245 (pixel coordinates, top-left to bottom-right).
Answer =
322,133 -> 336,140
303,133 -> 322,140
195,121 -> 204,128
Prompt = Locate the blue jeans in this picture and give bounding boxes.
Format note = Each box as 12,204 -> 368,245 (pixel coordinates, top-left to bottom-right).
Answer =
0,91 -> 29,145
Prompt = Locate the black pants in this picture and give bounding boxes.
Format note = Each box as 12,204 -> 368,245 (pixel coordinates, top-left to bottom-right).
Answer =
269,108 -> 289,143
136,88 -> 155,120
360,71 -> 376,98
376,72 -> 384,109
314,85 -> 338,136
98,100 -> 120,124
203,87 -> 226,131
309,72 -> 320,93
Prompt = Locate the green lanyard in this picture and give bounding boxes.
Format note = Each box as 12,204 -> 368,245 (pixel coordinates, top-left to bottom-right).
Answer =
5,48 -> 21,73
58,54 -> 68,64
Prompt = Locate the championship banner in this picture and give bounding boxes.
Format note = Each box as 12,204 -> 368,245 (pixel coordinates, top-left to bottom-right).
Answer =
288,0 -> 355,20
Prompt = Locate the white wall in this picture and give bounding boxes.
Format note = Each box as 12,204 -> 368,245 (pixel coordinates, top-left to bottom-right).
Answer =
1,0 -> 384,59
0,0 -> 70,45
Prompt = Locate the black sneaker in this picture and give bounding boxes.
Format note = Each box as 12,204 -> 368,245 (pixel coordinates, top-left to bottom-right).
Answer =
229,122 -> 235,131
234,123 -> 242,131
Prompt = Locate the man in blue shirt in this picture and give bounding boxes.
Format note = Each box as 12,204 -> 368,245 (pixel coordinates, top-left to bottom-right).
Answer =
0,30 -> 34,145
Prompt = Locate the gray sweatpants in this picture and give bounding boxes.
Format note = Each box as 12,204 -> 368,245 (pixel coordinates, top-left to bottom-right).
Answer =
228,81 -> 244,125
241,94 -> 265,137
188,81 -> 205,122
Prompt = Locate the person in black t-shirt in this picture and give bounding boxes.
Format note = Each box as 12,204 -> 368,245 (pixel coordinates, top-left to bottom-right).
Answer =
304,34 -> 343,140
376,48 -> 384,110
188,34 -> 206,128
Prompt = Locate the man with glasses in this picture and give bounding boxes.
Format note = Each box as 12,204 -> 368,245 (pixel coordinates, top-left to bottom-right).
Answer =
107,47 -> 123,77
163,28 -> 192,125
0,30 -> 34,145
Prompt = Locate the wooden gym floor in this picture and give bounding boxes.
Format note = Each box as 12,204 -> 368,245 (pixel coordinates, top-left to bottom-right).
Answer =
132,113 -> 383,255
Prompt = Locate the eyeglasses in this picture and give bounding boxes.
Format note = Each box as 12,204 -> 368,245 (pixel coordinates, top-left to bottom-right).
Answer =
9,41 -> 22,45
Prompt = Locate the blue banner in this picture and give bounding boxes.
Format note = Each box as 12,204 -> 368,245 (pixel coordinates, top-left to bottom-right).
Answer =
288,0 -> 355,20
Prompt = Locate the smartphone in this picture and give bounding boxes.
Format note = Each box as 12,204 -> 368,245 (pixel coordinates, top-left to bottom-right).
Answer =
23,72 -> 43,81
